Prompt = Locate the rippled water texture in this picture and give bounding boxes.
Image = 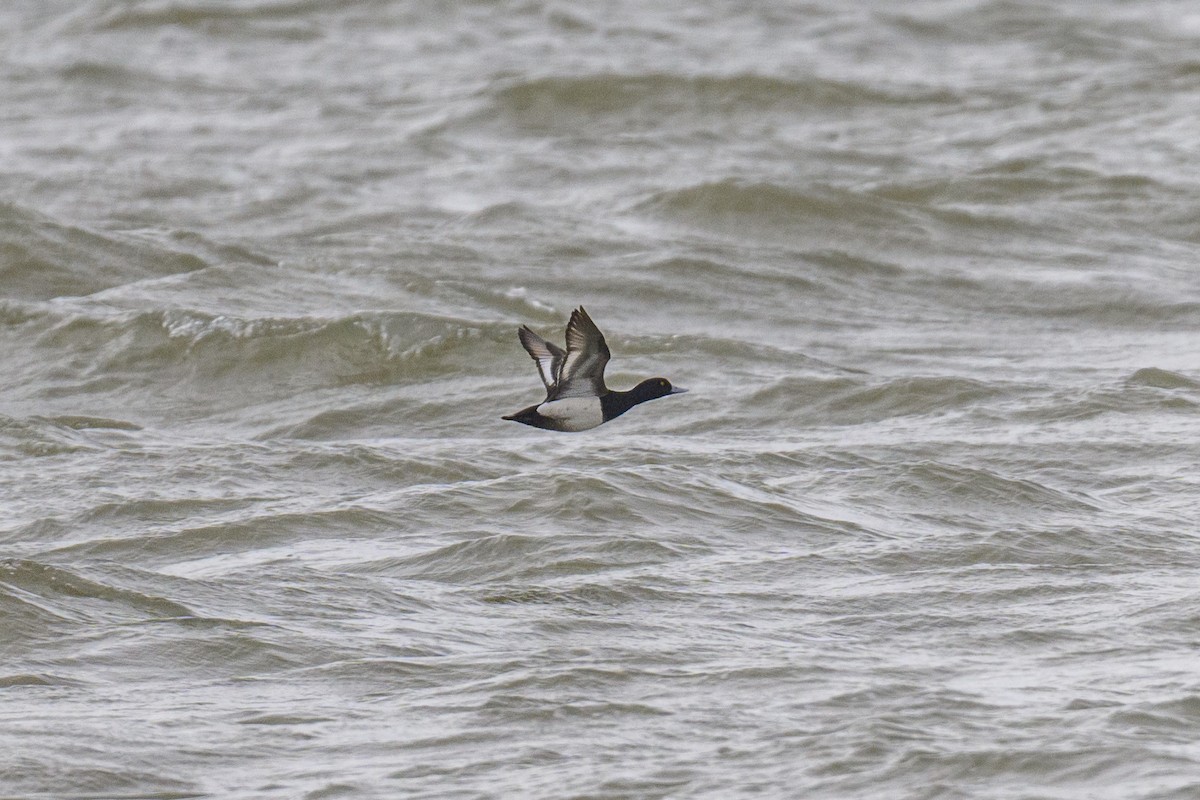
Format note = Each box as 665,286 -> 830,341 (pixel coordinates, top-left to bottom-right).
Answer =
3,1 -> 1200,798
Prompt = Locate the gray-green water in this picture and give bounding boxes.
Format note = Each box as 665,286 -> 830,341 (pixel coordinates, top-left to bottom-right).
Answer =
3,2 -> 1200,798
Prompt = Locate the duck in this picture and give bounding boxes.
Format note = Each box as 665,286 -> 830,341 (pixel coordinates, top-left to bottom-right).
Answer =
503,306 -> 686,432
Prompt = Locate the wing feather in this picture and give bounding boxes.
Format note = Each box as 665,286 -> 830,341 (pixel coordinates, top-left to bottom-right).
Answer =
518,325 -> 566,397
554,306 -> 610,399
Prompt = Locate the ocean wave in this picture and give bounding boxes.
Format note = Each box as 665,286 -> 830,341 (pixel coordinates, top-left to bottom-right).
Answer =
0,559 -> 196,622
490,72 -> 958,131
626,330 -> 836,372
880,461 -> 1100,517
871,157 -> 1186,243
621,257 -> 823,303
1126,368 -> 1200,391
89,0 -> 331,37
56,59 -> 171,91
1030,297 -> 1200,326
0,202 -> 206,301
6,305 -> 512,410
50,506 -> 396,563
750,375 -> 1007,426
885,2 -> 1145,59
926,525 -> 1171,575
1109,695 -> 1200,736
636,179 -> 928,243
1016,375 -> 1200,422
40,415 -> 143,431
356,532 -> 685,585
0,413 -> 111,459
0,673 -> 77,687
479,580 -> 683,609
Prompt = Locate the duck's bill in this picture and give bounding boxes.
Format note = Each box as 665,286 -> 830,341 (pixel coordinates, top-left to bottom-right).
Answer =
669,386 -> 688,395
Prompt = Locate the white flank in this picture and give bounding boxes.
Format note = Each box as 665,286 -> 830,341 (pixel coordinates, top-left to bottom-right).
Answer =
537,397 -> 605,431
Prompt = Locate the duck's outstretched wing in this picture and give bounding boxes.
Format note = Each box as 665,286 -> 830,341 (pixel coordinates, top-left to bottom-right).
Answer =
518,325 -> 567,396
553,306 -> 610,399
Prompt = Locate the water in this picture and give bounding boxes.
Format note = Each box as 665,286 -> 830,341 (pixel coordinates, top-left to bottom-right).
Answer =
3,1 -> 1200,797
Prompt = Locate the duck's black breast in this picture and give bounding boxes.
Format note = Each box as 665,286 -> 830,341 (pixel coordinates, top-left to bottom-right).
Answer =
599,390 -> 636,422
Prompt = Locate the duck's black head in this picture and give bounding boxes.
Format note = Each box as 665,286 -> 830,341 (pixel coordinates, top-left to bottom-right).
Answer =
601,377 -> 688,421
631,377 -> 687,403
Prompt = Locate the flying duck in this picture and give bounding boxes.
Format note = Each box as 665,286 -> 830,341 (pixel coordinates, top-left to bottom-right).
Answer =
503,306 -> 686,432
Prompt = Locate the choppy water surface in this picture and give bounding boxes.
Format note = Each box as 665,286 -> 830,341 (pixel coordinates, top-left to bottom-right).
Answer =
3,1 -> 1200,798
